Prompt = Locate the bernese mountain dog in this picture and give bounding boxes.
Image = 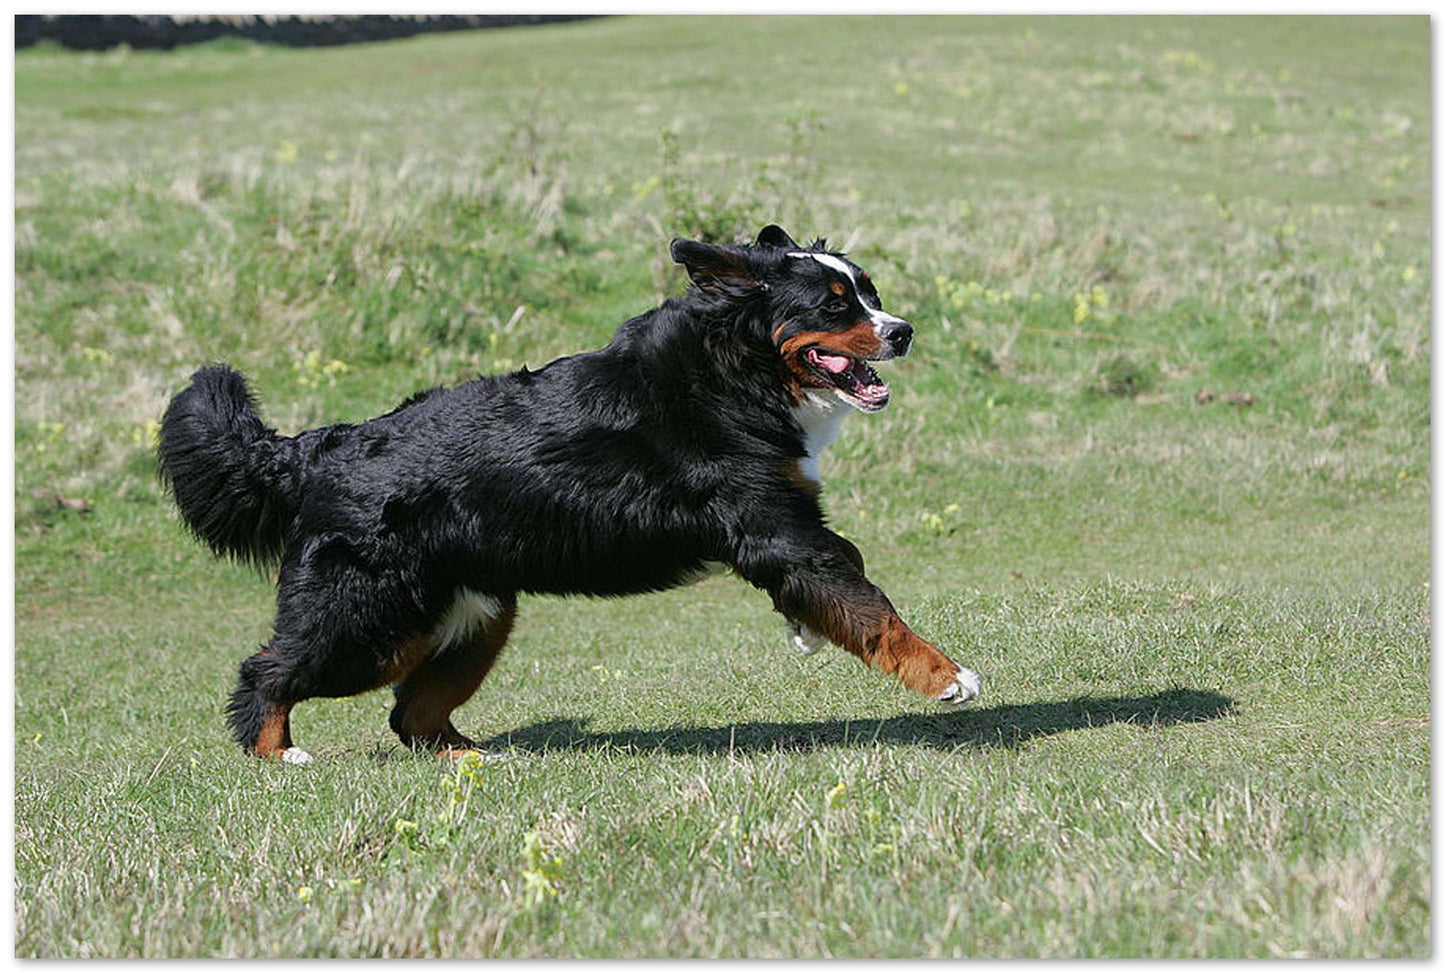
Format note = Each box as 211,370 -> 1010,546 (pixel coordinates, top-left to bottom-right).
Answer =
158,225 -> 981,763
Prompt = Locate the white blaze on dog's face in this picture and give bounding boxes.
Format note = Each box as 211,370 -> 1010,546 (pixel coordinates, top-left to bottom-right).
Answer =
792,252 -> 914,350
770,248 -> 915,414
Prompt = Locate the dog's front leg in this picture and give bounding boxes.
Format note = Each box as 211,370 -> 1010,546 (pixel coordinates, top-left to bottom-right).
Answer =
737,529 -> 981,705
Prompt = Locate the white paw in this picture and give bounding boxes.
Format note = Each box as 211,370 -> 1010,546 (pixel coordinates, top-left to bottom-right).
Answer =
937,666 -> 982,705
280,747 -> 314,765
787,619 -> 828,655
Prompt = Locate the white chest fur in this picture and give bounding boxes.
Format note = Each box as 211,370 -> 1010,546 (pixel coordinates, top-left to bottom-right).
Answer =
792,391 -> 852,485
434,589 -> 503,650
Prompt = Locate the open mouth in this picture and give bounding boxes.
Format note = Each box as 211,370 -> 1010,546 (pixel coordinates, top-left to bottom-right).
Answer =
805,346 -> 890,412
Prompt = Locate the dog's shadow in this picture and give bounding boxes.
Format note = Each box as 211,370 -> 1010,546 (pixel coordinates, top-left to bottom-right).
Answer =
474,687 -> 1234,756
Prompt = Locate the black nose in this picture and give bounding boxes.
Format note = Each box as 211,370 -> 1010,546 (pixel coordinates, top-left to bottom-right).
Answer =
878,320 -> 913,356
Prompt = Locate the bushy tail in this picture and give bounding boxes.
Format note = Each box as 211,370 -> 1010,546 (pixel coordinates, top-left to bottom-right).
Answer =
157,364 -> 299,567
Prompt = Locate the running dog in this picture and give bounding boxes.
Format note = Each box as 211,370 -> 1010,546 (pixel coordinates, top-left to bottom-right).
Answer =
157,225 -> 981,763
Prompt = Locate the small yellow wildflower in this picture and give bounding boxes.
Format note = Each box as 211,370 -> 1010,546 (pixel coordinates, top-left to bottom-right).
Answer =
520,830 -> 562,908
132,419 -> 162,447
293,350 -> 351,389
1073,286 -> 1111,325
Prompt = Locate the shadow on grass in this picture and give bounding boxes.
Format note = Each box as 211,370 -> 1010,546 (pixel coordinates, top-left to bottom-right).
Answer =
475,687 -> 1235,756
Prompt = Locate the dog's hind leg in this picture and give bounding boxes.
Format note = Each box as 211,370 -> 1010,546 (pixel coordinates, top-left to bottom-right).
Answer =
228,647 -> 313,764
231,551 -> 501,762
390,594 -> 517,756
231,594 -> 424,763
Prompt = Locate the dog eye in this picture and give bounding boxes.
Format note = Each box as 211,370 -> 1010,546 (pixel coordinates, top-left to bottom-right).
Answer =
825,298 -> 849,314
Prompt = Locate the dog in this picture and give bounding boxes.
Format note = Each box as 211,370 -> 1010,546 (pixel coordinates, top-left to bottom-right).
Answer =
157,225 -> 981,763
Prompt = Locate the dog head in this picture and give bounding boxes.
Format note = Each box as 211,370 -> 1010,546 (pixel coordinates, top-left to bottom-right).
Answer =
670,225 -> 913,413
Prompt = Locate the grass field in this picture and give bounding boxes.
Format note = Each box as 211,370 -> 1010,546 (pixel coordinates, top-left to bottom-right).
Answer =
13,15 -> 1430,957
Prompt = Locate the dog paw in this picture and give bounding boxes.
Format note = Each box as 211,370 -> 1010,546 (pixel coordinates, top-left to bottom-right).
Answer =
787,619 -> 828,655
280,747 -> 314,765
937,666 -> 982,705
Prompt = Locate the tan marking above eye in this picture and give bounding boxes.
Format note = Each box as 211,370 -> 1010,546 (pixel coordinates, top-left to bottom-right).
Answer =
829,281 -> 847,296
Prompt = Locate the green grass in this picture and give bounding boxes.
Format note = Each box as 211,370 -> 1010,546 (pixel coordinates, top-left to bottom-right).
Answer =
14,15 -> 1429,958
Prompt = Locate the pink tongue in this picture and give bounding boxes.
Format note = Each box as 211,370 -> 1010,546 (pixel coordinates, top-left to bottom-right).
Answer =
813,351 -> 852,375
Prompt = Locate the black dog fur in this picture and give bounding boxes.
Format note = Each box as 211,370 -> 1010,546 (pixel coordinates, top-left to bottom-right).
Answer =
158,225 -> 978,761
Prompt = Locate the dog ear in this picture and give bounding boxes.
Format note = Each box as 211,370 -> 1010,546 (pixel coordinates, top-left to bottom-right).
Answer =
670,238 -> 763,295
754,224 -> 798,250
